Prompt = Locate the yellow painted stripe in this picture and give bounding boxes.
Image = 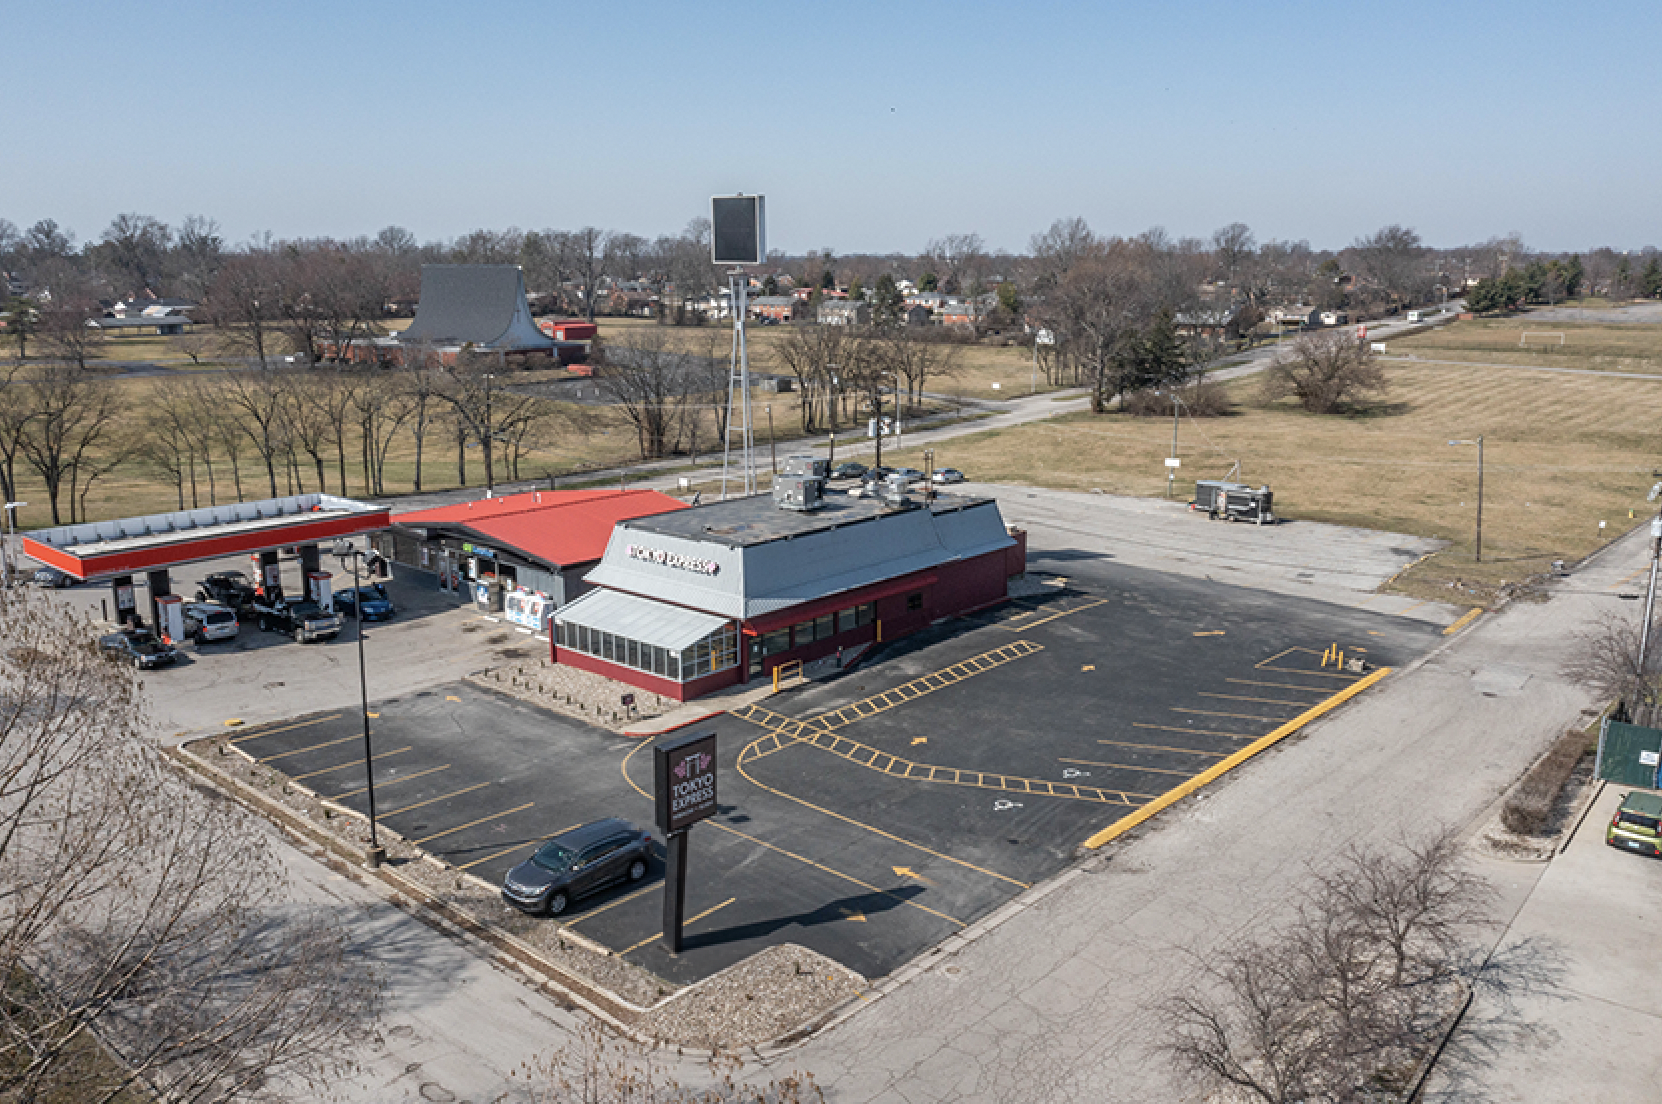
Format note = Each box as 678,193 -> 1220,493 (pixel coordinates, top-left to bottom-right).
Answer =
1196,691 -> 1312,707
1130,722 -> 1252,740
564,880 -> 659,925
457,821 -> 584,872
411,802 -> 536,846
230,713 -> 342,743
1059,757 -> 1196,777
259,732 -> 375,763
378,780 -> 492,819
1224,678 -> 1334,693
291,746 -> 412,782
1443,607 -> 1483,635
620,897 -> 737,955
1171,707 -> 1283,722
1096,738 -> 1227,758
1084,666 -> 1392,850
335,761 -> 449,800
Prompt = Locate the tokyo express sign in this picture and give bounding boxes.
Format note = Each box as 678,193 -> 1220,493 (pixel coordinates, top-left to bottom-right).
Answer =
626,543 -> 720,576
654,730 -> 717,834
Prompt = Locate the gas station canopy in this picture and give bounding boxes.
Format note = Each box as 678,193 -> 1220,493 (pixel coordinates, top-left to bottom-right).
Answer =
21,493 -> 391,582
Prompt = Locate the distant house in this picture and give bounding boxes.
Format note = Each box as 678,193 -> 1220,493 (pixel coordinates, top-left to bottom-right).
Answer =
817,300 -> 870,326
1174,304 -> 1250,340
903,304 -> 933,327
938,301 -> 976,328
905,291 -> 948,312
110,296 -> 197,319
1319,310 -> 1349,327
1267,305 -> 1320,330
88,308 -> 194,336
751,296 -> 801,323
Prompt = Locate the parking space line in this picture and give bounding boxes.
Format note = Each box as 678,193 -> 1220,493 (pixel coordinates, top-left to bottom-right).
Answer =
1085,667 -> 1394,850
1171,707 -> 1283,723
995,596 -> 1109,631
1196,692 -> 1313,707
292,747 -> 412,782
1096,739 -> 1227,758
378,781 -> 493,819
733,763 -> 1030,888
456,822 -> 582,871
709,821 -> 965,928
1395,600 -> 1428,616
1131,722 -> 1252,740
563,881 -> 659,926
1224,678 -> 1336,694
232,714 -> 343,745
411,802 -> 535,846
620,897 -> 736,956
1609,565 -> 1648,590
335,762 -> 450,800
260,732 -> 380,763
1256,666 -> 1360,680
1059,757 -> 1197,777
1443,608 -> 1482,635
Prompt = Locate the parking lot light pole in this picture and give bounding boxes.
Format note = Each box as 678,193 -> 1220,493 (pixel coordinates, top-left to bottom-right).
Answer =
2,502 -> 25,588
335,540 -> 384,868
1448,437 -> 1484,562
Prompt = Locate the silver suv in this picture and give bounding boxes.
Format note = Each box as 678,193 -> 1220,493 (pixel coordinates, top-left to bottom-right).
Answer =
182,601 -> 239,645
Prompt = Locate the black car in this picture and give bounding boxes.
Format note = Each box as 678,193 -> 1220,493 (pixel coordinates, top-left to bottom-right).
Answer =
831,461 -> 868,481
501,818 -> 653,916
860,465 -> 896,484
31,567 -> 76,589
197,571 -> 256,610
97,628 -> 179,670
254,598 -> 343,643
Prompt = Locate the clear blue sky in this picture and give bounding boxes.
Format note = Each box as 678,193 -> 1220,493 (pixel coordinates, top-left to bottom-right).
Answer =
7,1 -> 1658,255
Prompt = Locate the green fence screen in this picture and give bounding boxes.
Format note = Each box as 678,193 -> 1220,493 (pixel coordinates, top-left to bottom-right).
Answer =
1596,719 -> 1662,788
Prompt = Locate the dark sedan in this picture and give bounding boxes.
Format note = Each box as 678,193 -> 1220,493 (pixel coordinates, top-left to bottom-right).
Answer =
501,818 -> 653,916
97,628 -> 180,670
333,583 -> 395,622
831,461 -> 868,481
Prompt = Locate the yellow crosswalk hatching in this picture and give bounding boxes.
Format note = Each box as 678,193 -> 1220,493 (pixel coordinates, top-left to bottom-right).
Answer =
734,639 -> 1143,806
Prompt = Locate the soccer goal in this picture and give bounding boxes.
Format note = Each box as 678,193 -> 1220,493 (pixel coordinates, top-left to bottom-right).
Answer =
1520,332 -> 1565,347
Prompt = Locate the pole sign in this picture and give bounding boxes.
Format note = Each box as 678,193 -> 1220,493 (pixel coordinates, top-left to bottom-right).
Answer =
654,730 -> 717,834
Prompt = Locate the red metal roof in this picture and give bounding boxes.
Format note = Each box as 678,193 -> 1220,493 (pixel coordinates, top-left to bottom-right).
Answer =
393,488 -> 686,568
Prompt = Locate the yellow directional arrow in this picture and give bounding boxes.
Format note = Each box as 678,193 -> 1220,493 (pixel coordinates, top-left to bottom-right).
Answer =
893,866 -> 932,884
446,695 -> 461,702
1081,664 -> 1096,672
839,908 -> 867,923
911,736 -> 928,746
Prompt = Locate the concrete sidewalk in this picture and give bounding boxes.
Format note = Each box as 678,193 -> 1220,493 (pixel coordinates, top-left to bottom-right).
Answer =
1425,781 -> 1662,1102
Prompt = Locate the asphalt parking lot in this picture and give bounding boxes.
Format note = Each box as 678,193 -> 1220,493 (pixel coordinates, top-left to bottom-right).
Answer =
229,558 -> 1445,985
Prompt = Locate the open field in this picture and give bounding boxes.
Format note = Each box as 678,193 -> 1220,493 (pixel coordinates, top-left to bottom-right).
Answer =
1389,314 -> 1662,374
595,316 -> 1056,400
869,356 -> 1662,602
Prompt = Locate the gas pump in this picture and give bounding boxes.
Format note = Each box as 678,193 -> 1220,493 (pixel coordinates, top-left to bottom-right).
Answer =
307,570 -> 333,607
155,594 -> 185,645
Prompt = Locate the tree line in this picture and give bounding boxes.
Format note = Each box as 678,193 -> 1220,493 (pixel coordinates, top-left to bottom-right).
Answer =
0,348 -> 588,526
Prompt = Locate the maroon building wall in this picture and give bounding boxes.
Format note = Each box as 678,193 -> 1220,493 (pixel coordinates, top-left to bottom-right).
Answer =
552,646 -> 741,703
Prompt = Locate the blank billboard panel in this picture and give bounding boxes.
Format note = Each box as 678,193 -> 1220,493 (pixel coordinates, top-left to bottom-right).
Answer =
711,195 -> 766,265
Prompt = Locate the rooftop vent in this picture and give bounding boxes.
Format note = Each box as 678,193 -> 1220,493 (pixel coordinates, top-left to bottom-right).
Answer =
772,473 -> 825,512
782,455 -> 829,479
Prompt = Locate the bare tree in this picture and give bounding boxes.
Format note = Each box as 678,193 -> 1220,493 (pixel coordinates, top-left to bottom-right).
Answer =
13,360 -> 121,523
0,588 -> 381,1101
1259,331 -> 1386,415
1212,222 -> 1256,289
1161,830 -> 1494,1104
35,303 -> 106,372
599,329 -> 699,459
98,213 -> 174,295
572,227 -> 611,323
1350,225 -> 1430,309
207,251 -> 282,369
1563,612 -> 1660,724
222,368 -> 291,497
398,342 -> 444,492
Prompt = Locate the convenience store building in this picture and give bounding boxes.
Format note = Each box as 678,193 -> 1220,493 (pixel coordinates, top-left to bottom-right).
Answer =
552,480 -> 1026,701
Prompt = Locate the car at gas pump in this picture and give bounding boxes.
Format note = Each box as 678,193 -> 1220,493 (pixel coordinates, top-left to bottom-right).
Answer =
98,628 -> 180,670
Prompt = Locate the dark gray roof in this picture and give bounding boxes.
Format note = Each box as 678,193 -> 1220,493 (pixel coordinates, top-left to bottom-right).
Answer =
397,265 -> 556,351
623,490 -> 994,550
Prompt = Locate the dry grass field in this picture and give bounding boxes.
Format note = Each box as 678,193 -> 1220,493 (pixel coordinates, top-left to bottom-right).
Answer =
1389,315 -> 1662,375
595,316 -> 1052,399
872,352 -> 1662,603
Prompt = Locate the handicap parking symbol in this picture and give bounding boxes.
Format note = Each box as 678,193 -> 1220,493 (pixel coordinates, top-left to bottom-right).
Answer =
993,799 -> 1024,812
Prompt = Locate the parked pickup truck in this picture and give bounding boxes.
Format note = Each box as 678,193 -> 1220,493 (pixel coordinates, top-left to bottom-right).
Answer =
252,596 -> 342,643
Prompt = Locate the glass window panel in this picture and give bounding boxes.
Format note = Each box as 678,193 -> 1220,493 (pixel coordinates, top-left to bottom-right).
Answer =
856,603 -> 874,626
668,653 -> 681,681
792,622 -> 813,648
627,639 -> 640,669
815,613 -> 834,640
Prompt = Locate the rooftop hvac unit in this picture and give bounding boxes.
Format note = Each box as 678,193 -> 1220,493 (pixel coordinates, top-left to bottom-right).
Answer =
882,473 -> 914,509
772,474 -> 825,512
782,455 -> 829,479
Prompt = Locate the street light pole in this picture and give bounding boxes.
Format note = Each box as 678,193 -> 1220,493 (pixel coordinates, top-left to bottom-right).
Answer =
1448,436 -> 1484,562
336,541 -> 384,868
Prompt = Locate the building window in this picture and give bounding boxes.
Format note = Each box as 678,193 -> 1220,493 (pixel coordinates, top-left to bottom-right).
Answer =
791,621 -> 814,647
555,616 -> 736,683
814,613 -> 835,641
907,593 -> 924,611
